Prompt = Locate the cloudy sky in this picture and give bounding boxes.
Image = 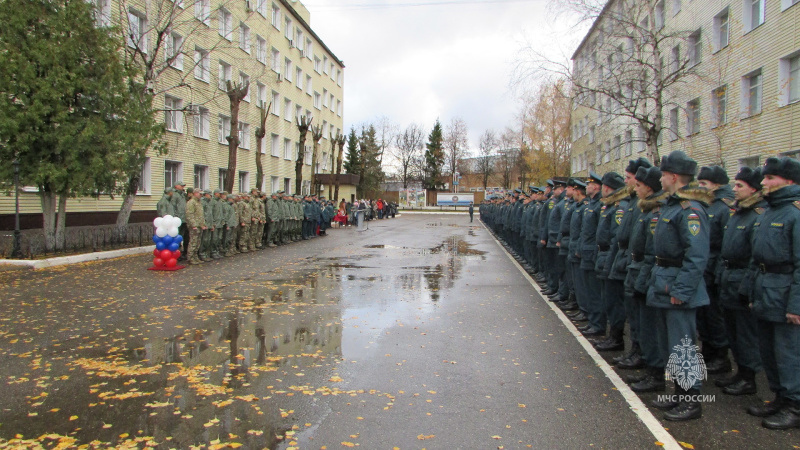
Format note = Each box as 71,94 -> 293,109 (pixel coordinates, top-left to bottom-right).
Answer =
303,0 -> 587,157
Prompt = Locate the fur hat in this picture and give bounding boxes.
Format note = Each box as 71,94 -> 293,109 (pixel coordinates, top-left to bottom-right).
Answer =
635,166 -> 662,193
698,165 -> 729,185
735,166 -> 763,190
626,157 -> 652,175
601,172 -> 625,190
762,157 -> 800,184
660,151 -> 697,176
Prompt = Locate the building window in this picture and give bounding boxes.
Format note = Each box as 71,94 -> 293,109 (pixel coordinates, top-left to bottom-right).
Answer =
256,0 -> 267,16
284,98 -> 292,121
613,136 -> 621,160
272,91 -> 281,116
238,122 -> 250,149
218,168 -> 227,190
194,165 -> 209,190
688,30 -> 702,66
314,56 -> 321,73
739,156 -> 760,168
256,36 -> 267,64
164,96 -> 183,133
305,39 -> 313,60
670,45 -> 680,73
164,161 -> 182,190
687,98 -> 700,135
637,126 -> 647,152
304,144 -> 311,165
778,53 -> 800,106
271,3 -> 281,29
192,105 -> 209,139
257,83 -> 267,109
713,9 -> 729,52
271,48 -> 281,73
744,0 -> 765,33
741,69 -> 762,116
337,69 -> 343,86
271,134 -> 280,157
271,176 -> 280,193
285,58 -> 293,82
295,105 -> 302,123
284,138 -> 293,160
306,75 -> 312,95
239,171 -> 250,193
285,17 -> 293,41
218,8 -> 233,40
337,100 -> 342,117
669,107 -> 679,140
93,0 -> 112,27
239,23 -> 250,53
284,178 -> 291,194
712,85 -> 727,127
624,130 -> 633,156
672,0 -> 681,15
782,0 -> 800,10
323,55 -> 329,74
322,120 -> 328,139
218,115 -> 231,144
165,31 -> 184,70
218,61 -> 231,90
603,141 -> 611,163
194,47 -> 210,82
127,9 -> 148,52
239,72 -> 250,101
194,0 -> 210,24
654,0 -> 665,29
138,157 -> 152,195
314,91 -> 321,109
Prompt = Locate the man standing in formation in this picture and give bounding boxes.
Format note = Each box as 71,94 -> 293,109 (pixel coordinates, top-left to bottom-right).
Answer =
481,151 -> 800,428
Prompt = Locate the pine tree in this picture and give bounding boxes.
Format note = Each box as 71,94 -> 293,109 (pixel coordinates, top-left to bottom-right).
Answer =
424,119 -> 445,189
343,127 -> 360,175
358,125 -> 384,198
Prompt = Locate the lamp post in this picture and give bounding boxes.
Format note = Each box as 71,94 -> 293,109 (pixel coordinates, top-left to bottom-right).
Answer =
11,157 -> 22,259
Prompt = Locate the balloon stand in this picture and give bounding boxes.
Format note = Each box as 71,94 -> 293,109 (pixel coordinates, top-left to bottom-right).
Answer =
150,215 -> 185,271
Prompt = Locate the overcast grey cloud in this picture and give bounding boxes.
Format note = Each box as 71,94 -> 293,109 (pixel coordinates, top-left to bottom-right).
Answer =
305,0 -> 585,153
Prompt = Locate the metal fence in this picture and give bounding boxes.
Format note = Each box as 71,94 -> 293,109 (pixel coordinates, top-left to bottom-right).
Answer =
0,223 -> 154,259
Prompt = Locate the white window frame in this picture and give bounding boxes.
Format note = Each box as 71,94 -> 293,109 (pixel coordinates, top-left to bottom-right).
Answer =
256,35 -> 267,65
93,0 -> 112,27
712,85 -> 727,128
284,98 -> 292,121
194,47 -> 210,82
166,31 -> 184,70
194,0 -> 210,25
218,115 -> 231,144
741,69 -> 763,117
687,99 -> 700,135
239,23 -> 250,53
272,91 -> 280,116
138,157 -> 152,195
779,52 -> 800,106
218,61 -> 231,90
127,9 -> 148,52
285,58 -> 293,82
164,160 -> 183,190
257,83 -> 267,109
218,168 -> 227,190
218,8 -> 233,41
713,8 -> 730,52
239,171 -> 250,193
271,48 -> 281,73
306,75 -> 312,96
194,165 -> 210,191
164,96 -> 184,133
239,72 -> 250,101
743,0 -> 766,33
782,0 -> 800,10
284,138 -> 293,160
256,0 -> 267,17
193,105 -> 210,139
271,134 -> 280,157
688,29 -> 702,67
296,68 -> 303,89
238,122 -> 250,149
314,56 -> 321,73
271,3 -> 281,29
669,107 -> 680,141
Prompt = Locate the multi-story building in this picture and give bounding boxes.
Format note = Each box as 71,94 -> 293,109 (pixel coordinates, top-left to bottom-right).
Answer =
1,0 -> 347,228
570,0 -> 800,178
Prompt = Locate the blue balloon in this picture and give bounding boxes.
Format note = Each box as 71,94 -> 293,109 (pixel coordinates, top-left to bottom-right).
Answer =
173,235 -> 183,244
161,235 -> 173,246
169,242 -> 180,252
156,241 -> 166,250
152,234 -> 160,244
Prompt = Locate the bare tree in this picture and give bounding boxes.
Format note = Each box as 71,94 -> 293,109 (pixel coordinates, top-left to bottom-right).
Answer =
223,80 -> 249,194
374,115 -> 398,166
254,102 -> 271,191
295,115 -> 312,195
443,117 -> 470,177
332,132 -> 346,202
477,130 -> 498,190
515,0 -> 702,163
310,124 -> 323,195
391,124 -> 426,189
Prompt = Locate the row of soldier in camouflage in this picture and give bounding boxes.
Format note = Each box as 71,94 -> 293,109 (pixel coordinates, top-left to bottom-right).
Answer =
480,151 -> 800,430
156,184 -> 334,265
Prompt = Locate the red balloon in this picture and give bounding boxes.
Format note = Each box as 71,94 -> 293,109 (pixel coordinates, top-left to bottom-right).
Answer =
173,250 -> 181,259
153,249 -> 160,257
160,249 -> 173,260
166,258 -> 177,268
153,257 -> 164,267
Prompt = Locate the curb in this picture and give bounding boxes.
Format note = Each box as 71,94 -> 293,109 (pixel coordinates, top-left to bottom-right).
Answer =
399,211 -> 468,214
0,245 -> 155,270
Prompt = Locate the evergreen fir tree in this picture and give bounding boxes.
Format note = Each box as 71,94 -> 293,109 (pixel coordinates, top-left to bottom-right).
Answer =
424,119 -> 445,189
343,127 -> 360,175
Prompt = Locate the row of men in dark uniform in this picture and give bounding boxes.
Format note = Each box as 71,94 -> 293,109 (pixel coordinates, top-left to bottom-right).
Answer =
157,183 -> 336,265
480,151 -> 800,429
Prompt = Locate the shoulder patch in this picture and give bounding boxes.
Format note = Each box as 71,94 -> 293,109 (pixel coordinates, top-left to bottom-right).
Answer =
794,201 -> 800,211
680,200 -> 691,209
755,207 -> 765,215
722,198 -> 735,207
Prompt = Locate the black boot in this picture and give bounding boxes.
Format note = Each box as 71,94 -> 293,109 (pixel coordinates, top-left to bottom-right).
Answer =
625,371 -> 649,384
631,367 -> 665,393
722,366 -> 757,396
663,388 -> 702,421
617,349 -> 645,370
748,395 -> 786,417
651,381 -> 680,410
612,343 -> 638,364
569,312 -> 588,322
714,370 -> 741,388
595,327 -> 624,352
762,401 -> 800,430
704,346 -> 732,374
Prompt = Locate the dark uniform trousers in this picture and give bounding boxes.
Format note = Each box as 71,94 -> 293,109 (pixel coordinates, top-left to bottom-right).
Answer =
583,270 -> 605,331
758,321 -> 800,401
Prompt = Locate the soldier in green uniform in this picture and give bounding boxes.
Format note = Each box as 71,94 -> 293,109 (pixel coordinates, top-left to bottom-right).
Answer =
248,189 -> 261,251
211,190 -> 224,259
266,192 -> 279,247
171,181 -> 188,260
200,190 -> 214,261
221,192 -> 237,257
185,188 -> 205,265
746,157 -> 800,430
259,192 -> 269,247
157,188 -> 175,217
238,192 -> 253,252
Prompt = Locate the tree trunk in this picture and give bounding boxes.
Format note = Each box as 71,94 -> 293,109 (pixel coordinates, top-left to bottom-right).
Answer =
225,81 -> 248,194
115,173 -> 139,238
41,189 -> 57,253
255,106 -> 269,191
333,136 -> 345,203
310,126 -> 322,196
56,194 -> 67,252
295,116 -> 311,195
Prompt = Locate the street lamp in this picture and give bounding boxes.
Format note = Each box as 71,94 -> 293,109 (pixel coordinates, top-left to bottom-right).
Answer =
11,157 -> 22,259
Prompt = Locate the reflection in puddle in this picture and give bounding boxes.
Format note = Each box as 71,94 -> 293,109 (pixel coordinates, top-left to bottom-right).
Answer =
0,235 -> 486,449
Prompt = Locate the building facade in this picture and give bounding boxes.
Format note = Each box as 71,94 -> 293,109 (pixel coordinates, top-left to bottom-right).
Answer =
570,0 -> 799,177
0,0 -> 344,227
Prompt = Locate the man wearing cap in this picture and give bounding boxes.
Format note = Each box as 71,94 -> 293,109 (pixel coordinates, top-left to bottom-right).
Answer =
266,192 -> 279,247
172,181 -> 188,260
238,192 -> 253,252
714,167 -> 766,397
302,195 -> 313,239
647,150 -> 712,421
199,190 -> 214,261
746,156 -> 800,429
542,180 -> 566,296
577,172 -> 605,337
250,189 -> 264,250
696,165 -> 736,375
530,187 -> 547,284
610,158 -> 651,366
554,180 -> 577,308
221,192 -> 237,257
561,178 -> 587,315
211,190 -> 224,259
592,172 -> 629,351
627,166 -> 669,393
157,188 -> 175,217
185,188 -> 205,265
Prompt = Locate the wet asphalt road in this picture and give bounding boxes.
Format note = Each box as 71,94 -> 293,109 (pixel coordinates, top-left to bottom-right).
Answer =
0,214 -> 797,449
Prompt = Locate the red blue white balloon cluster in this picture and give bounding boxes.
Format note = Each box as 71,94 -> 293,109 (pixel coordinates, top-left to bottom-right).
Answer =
151,215 -> 183,268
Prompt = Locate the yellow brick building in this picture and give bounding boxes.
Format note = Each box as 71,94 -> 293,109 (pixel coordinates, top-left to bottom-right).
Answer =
1,0 -> 348,225
570,0 -> 800,178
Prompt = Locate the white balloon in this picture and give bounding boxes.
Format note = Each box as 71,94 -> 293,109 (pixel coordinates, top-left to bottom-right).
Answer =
168,226 -> 179,237
163,214 -> 174,223
153,217 -> 163,228
172,217 -> 182,228
155,227 -> 168,238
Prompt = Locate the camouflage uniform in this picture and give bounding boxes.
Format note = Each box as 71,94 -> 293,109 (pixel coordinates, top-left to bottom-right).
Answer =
238,194 -> 253,252
249,190 -> 262,251
223,194 -> 238,256
185,191 -> 205,265
211,190 -> 225,259
266,194 -> 279,247
200,192 -> 214,261
156,188 -> 175,216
